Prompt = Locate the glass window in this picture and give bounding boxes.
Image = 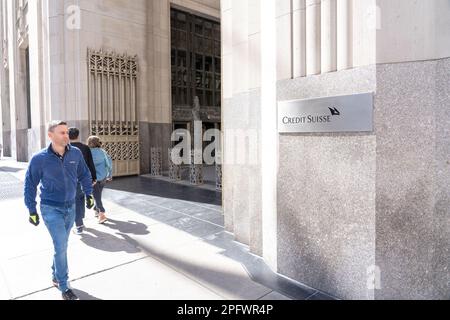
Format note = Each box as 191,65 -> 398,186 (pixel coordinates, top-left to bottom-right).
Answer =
214,41 -> 220,56
171,30 -> 177,47
205,73 -> 212,89
171,9 -> 221,109
215,92 -> 221,107
196,90 -> 204,106
205,39 -> 213,55
178,31 -> 187,50
205,56 -> 213,72
180,88 -> 187,105
195,19 -> 203,35
214,57 -> 221,74
171,70 -> 176,86
170,11 -> 176,29
214,24 -> 220,40
177,70 -> 187,86
206,91 -> 213,106
177,51 -> 186,68
205,22 -> 213,38
215,75 -> 221,90
195,36 -> 203,53
195,54 -> 203,71
195,72 -> 203,88
177,12 -> 186,29
171,49 -> 176,67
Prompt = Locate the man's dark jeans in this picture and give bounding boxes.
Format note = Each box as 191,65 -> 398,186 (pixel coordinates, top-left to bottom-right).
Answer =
75,183 -> 85,227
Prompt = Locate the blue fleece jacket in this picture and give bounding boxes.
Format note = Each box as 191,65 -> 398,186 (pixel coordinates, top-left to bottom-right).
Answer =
24,144 -> 93,214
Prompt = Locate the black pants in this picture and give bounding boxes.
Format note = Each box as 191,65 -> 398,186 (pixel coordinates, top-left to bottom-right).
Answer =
93,180 -> 107,212
75,183 -> 85,227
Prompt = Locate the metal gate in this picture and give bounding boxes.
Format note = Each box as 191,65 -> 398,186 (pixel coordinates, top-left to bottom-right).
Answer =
87,49 -> 139,177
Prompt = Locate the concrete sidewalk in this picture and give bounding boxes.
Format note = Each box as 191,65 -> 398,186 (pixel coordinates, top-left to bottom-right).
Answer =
0,158 -> 333,300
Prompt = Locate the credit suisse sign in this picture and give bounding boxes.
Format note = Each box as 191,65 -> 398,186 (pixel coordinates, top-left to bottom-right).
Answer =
278,93 -> 373,133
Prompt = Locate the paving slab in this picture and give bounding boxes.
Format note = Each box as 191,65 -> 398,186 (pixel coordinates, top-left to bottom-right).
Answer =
20,257 -> 224,300
306,292 -> 338,300
0,267 -> 12,300
1,248 -> 56,298
141,235 -> 273,300
2,230 -> 148,299
259,291 -> 292,300
202,232 -> 318,300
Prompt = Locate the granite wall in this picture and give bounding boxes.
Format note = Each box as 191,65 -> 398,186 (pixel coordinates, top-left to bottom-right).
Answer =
276,58 -> 450,300
223,89 -> 262,255
277,65 -> 377,300
374,58 -> 450,300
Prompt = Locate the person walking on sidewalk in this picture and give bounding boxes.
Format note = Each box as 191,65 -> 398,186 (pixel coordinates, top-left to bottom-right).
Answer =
87,136 -> 113,224
24,121 -> 95,301
69,127 -> 97,235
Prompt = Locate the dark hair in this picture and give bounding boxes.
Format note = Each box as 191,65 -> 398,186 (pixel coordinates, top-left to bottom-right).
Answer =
68,127 -> 80,140
47,121 -> 67,132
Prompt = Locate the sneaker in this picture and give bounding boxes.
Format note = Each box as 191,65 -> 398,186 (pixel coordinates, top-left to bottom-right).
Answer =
98,213 -> 107,224
62,289 -> 79,300
73,226 -> 84,235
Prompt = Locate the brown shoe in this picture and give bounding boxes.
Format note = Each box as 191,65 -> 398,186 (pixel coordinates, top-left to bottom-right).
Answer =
98,213 -> 107,224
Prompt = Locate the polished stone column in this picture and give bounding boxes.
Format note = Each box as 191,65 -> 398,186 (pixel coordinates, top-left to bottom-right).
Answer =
306,0 -> 321,75
292,0 -> 306,78
337,0 -> 353,70
321,0 -> 337,73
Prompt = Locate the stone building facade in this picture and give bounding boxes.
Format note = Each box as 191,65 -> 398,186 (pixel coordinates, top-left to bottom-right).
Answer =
222,0 -> 450,299
1,0 -> 449,300
0,0 -> 221,175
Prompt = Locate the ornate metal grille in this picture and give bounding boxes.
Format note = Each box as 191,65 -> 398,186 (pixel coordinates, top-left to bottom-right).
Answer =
88,49 -> 140,176
168,148 -> 181,181
215,164 -> 222,191
189,151 -> 203,185
150,147 -> 162,176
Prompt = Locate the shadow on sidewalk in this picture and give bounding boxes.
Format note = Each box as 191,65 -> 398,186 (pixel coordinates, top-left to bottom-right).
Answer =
202,232 -> 327,300
75,178 -> 327,299
72,288 -> 102,300
0,166 -> 23,173
105,176 -> 222,206
78,222 -> 321,299
80,228 -> 143,254
102,218 -> 150,236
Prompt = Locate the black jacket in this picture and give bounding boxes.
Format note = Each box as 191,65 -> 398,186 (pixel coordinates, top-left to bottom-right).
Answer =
71,142 -> 97,181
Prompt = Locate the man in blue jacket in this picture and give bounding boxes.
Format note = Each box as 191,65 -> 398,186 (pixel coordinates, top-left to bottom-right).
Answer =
24,121 -> 95,300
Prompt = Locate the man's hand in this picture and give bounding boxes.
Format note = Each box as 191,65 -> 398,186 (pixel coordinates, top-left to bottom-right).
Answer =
29,213 -> 40,226
86,195 -> 95,209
